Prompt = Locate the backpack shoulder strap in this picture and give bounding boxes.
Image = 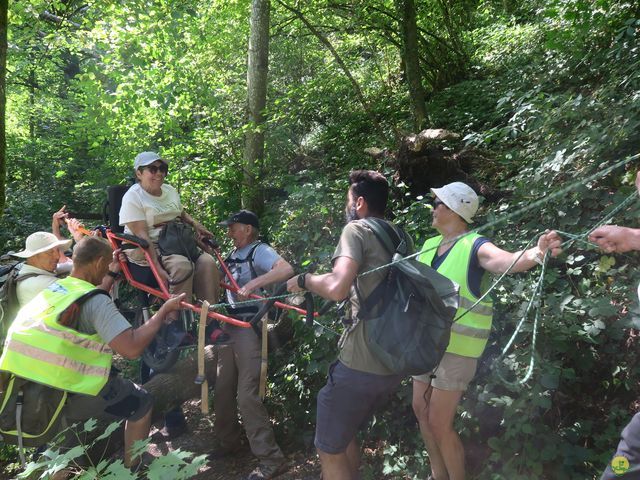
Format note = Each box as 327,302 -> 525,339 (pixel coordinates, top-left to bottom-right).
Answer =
356,219 -> 405,316
76,289 -> 111,304
246,241 -> 262,279
57,289 -> 111,329
14,273 -> 41,284
361,218 -> 406,255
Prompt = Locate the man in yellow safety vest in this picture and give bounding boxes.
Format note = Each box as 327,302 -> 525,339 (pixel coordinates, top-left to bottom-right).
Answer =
0,236 -> 185,468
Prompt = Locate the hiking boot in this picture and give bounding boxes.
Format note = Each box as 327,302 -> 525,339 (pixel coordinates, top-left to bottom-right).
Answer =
245,461 -> 290,480
208,328 -> 232,345
207,441 -> 246,461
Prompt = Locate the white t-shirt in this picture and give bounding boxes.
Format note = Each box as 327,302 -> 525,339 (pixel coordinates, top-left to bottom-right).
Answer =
16,265 -> 60,306
119,183 -> 183,264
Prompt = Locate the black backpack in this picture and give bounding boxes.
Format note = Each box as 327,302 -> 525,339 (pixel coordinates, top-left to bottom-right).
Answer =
356,218 -> 460,375
224,242 -> 270,318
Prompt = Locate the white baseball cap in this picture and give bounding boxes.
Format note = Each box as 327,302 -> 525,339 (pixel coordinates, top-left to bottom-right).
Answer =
13,231 -> 72,258
134,151 -> 168,170
431,182 -> 479,223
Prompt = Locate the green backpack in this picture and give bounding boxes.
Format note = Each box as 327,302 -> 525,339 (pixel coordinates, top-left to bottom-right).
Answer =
356,218 -> 460,375
0,262 -> 39,344
0,374 -> 67,448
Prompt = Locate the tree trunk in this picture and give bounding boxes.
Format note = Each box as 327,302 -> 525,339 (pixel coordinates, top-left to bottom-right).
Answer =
396,0 -> 428,130
0,0 -> 7,216
143,346 -> 218,422
74,347 -> 219,463
242,0 -> 270,215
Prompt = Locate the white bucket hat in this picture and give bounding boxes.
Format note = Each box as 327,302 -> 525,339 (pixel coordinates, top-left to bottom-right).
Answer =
431,182 -> 479,223
134,151 -> 168,170
13,232 -> 72,258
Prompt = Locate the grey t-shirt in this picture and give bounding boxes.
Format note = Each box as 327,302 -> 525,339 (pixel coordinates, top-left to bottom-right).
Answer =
225,242 -> 281,308
76,293 -> 131,344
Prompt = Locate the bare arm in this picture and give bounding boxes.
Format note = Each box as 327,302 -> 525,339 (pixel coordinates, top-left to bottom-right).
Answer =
238,258 -> 295,297
52,205 -> 67,241
478,230 -> 563,274
585,171 -> 640,253
52,206 -> 71,264
125,220 -> 170,285
97,250 -> 123,292
66,218 -> 86,243
287,256 -> 359,302
181,210 -> 214,239
108,293 -> 185,359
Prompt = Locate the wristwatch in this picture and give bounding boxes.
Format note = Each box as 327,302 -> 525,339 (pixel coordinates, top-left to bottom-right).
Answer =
107,271 -> 121,279
297,273 -> 307,289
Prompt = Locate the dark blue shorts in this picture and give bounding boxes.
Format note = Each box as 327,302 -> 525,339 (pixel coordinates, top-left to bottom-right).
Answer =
314,361 -> 401,454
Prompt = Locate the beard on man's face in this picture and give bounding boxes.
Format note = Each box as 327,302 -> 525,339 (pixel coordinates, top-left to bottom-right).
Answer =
345,204 -> 358,223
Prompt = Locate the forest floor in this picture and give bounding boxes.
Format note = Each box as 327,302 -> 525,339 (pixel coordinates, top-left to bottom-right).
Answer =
147,400 -> 322,480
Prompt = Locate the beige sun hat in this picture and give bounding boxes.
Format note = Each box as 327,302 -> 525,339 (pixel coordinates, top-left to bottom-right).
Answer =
431,182 -> 479,223
13,232 -> 72,258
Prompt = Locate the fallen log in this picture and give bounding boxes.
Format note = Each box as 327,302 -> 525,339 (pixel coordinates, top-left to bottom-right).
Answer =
143,346 -> 219,422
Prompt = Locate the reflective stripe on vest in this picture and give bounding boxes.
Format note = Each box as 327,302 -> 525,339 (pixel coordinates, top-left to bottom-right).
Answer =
419,233 -> 493,358
0,277 -> 112,396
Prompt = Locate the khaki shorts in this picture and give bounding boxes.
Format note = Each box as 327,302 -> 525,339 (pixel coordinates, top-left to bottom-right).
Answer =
412,352 -> 478,391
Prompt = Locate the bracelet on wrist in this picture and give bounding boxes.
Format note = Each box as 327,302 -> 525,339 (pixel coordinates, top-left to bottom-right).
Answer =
107,271 -> 121,279
297,273 -> 307,289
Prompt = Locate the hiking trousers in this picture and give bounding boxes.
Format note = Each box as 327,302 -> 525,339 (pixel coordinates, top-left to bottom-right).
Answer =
214,325 -> 284,467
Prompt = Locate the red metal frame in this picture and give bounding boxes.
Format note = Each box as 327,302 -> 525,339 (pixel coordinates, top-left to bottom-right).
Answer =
105,230 -> 251,328
100,228 -> 317,326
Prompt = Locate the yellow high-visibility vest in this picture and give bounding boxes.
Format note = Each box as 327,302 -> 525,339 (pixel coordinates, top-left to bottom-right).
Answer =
419,233 -> 493,358
0,276 -> 112,396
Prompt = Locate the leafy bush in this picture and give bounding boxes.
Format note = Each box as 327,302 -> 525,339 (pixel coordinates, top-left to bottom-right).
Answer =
19,419 -> 207,480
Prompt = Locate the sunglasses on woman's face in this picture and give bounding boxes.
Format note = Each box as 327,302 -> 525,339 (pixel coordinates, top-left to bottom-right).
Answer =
433,199 -> 446,209
141,164 -> 168,174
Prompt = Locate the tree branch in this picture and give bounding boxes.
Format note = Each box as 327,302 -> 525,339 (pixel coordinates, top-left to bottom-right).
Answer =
276,0 -> 393,141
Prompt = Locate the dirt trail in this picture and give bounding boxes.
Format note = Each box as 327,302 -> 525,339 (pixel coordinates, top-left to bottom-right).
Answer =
147,401 -> 321,480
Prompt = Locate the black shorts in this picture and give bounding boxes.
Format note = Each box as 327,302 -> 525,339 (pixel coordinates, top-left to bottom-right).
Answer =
65,375 -> 152,423
314,361 -> 401,454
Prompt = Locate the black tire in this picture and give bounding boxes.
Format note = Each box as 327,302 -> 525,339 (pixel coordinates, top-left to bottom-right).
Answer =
133,309 -> 180,373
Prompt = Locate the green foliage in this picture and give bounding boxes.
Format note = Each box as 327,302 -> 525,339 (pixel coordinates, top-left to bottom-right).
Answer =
3,0 -> 640,477
19,419 -> 206,479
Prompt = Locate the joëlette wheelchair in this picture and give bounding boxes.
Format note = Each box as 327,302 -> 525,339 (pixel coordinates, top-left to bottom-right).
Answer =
75,184 -> 316,374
